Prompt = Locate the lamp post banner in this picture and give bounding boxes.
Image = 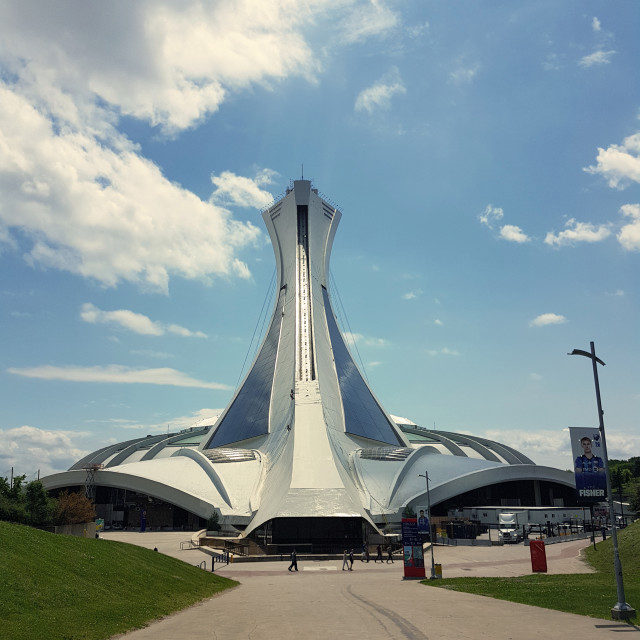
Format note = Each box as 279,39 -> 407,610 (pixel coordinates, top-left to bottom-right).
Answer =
415,506 -> 430,533
570,427 -> 607,503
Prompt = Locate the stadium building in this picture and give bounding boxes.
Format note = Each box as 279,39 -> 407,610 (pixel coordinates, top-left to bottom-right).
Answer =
42,180 -> 576,550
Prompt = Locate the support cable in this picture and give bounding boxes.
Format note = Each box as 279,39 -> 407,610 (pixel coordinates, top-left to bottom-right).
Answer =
329,270 -> 369,384
235,269 -> 276,388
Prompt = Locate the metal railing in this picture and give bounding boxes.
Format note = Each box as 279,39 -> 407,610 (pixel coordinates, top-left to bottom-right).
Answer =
211,551 -> 230,572
180,540 -> 198,550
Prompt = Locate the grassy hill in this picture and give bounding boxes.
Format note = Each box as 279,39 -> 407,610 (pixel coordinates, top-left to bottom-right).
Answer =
423,519 -> 639,621
0,521 -> 238,640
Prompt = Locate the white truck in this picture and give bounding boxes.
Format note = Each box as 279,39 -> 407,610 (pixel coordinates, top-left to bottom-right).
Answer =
498,512 -> 527,543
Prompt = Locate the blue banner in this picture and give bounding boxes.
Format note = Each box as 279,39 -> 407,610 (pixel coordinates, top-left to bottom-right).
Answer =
569,427 -> 607,503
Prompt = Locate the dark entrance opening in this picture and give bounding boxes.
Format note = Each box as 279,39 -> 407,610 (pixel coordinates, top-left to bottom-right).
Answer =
268,517 -> 365,554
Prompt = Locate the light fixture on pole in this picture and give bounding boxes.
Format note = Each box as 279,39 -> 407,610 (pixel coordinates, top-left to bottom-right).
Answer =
418,471 -> 436,580
569,341 -> 636,621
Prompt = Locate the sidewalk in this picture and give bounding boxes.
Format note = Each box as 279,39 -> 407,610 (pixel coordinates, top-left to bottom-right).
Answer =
109,535 -> 635,639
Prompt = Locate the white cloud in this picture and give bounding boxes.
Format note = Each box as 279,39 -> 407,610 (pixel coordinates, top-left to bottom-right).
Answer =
584,133 -> 640,188
434,319 -> 443,326
130,349 -> 174,359
115,408 -> 222,432
542,53 -> 562,72
343,332 -> 389,347
499,225 -> 530,243
544,218 -> 611,246
80,303 -> 207,337
529,313 -> 567,327
618,204 -> 640,251
0,425 -> 91,478
0,2 -> 401,294
355,67 -> 406,114
0,84 -> 263,292
592,17 -> 601,32
7,365 -> 231,390
338,0 -> 398,44
483,429 -> 572,469
0,408 -> 225,476
604,432 -> 640,460
480,206 -> 529,243
210,169 -> 278,208
0,2 -> 326,134
578,49 -> 616,68
478,205 -> 504,228
426,347 -> 460,356
486,428 -> 640,470
403,289 -> 422,300
166,324 -> 208,338
81,303 -> 160,336
407,21 -> 429,38
450,62 -> 480,85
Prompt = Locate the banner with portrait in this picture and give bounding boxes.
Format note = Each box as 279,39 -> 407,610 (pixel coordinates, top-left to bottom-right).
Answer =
415,506 -> 430,534
569,427 -> 607,503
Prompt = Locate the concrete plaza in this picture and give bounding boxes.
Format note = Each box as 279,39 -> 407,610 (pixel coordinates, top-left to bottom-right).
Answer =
103,533 -> 636,639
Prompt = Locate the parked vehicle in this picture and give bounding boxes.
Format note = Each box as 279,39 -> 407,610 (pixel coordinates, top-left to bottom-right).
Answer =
498,512 -> 527,543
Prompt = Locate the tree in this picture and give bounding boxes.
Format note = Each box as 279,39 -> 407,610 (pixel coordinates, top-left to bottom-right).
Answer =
25,480 -> 54,526
53,491 -> 96,525
629,483 -> 640,516
0,474 -> 28,524
206,510 -> 221,532
612,467 -> 632,492
0,476 -> 11,497
8,474 -> 26,501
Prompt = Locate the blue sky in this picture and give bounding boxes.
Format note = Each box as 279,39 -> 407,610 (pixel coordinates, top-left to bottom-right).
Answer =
1,1 -> 639,478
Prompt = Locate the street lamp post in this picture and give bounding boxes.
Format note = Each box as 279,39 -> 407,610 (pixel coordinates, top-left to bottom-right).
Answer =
569,341 -> 636,621
418,471 -> 436,580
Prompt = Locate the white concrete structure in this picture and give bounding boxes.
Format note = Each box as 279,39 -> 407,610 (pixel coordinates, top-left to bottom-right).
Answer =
42,180 -> 576,547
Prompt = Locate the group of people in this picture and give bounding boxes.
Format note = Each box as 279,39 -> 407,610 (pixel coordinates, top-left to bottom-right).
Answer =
342,548 -> 354,570
371,543 -> 395,564
343,544 -> 394,569
288,544 -> 395,572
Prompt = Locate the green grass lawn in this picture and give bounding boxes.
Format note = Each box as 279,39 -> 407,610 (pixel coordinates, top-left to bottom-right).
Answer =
422,520 -> 639,621
0,521 -> 238,640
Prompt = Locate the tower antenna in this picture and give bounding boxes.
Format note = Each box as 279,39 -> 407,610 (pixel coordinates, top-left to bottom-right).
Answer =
301,163 -> 304,180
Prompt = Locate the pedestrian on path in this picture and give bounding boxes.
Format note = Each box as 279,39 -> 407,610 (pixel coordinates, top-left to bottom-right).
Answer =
342,549 -> 350,571
349,549 -> 354,570
386,543 -> 394,563
375,544 -> 383,563
288,549 -> 298,571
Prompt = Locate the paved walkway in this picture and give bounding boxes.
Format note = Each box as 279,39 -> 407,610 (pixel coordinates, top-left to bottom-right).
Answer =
104,534 -> 637,639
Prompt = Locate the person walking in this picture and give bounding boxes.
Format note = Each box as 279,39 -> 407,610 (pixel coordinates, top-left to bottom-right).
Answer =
288,548 -> 298,572
386,543 -> 394,563
349,549 -> 354,570
375,544 -> 383,563
342,549 -> 350,571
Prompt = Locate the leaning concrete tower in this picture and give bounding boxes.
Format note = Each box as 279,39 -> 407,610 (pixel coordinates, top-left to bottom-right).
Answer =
201,179 -> 409,543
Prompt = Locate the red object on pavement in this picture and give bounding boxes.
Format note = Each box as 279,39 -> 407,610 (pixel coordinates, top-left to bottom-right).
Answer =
529,539 -> 547,573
